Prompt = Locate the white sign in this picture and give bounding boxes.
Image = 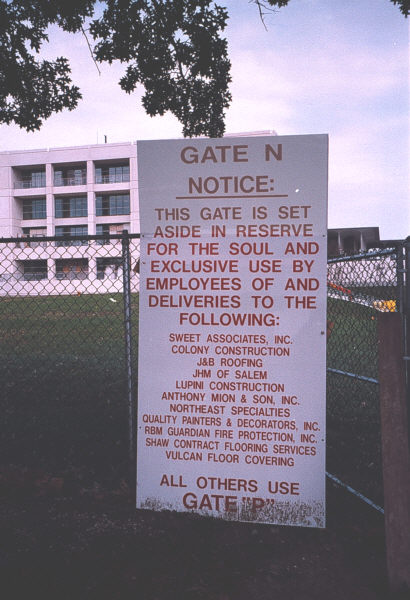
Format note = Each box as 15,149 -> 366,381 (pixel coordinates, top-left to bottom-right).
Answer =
137,134 -> 328,527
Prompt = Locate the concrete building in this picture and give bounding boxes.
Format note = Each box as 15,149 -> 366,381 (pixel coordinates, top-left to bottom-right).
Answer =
0,142 -> 139,294
327,227 -> 380,256
0,141 -> 138,238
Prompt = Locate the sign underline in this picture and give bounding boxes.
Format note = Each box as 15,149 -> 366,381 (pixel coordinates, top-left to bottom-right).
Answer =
175,194 -> 289,200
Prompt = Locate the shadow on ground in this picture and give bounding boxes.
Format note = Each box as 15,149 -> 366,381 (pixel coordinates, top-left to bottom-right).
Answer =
0,473 -> 396,600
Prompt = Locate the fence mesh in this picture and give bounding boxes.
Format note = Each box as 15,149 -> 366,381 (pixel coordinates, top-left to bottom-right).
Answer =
0,236 -> 406,506
0,234 -> 140,487
326,247 -> 400,506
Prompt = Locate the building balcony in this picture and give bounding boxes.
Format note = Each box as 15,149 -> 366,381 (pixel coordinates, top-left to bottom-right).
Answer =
53,165 -> 87,188
14,177 -> 46,189
95,173 -> 130,184
54,175 -> 87,187
95,162 -> 130,185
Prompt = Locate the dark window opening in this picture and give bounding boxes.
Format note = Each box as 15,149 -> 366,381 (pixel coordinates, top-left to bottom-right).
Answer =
22,198 -> 46,220
96,194 -> 130,216
54,167 -> 86,186
56,259 -> 89,280
55,196 -> 87,218
95,163 -> 129,184
55,225 -> 88,246
22,260 -> 48,281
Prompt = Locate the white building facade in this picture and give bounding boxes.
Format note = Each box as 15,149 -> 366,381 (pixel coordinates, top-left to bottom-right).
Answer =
0,142 -> 140,295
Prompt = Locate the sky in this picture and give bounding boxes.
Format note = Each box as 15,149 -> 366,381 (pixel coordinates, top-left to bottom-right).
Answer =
0,0 -> 408,239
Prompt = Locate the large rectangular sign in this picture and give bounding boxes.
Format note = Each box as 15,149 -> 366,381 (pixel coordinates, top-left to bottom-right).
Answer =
137,134 -> 328,527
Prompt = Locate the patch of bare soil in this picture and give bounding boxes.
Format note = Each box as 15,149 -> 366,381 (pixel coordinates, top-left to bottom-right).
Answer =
1,469 -> 403,600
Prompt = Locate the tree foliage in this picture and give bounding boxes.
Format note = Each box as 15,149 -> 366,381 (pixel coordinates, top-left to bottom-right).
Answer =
0,0 -> 407,137
389,0 -> 409,17
0,1 -> 95,130
0,0 -> 231,137
90,1 -> 231,137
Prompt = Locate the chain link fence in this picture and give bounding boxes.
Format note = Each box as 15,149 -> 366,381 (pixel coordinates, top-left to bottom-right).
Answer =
0,233 -> 140,487
326,244 -> 406,507
0,234 -> 408,505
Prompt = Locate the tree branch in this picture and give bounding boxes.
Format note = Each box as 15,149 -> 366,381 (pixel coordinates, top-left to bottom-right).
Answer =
81,26 -> 101,75
251,0 -> 277,30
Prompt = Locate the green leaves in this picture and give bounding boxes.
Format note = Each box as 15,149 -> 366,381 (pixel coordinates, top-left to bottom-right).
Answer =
0,0 -> 231,136
390,0 -> 409,17
90,1 -> 231,137
0,0 -> 92,130
0,56 -> 82,131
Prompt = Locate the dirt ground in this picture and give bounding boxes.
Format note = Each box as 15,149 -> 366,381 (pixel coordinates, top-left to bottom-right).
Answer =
2,467 -> 407,600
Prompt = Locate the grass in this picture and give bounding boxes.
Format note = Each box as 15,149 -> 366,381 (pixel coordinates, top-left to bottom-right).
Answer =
0,293 -> 139,487
326,296 -> 383,505
327,296 -> 378,379
0,292 -> 133,358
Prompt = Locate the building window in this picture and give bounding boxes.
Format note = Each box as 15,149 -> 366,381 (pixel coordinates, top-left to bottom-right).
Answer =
95,163 -> 129,184
54,167 -> 86,186
55,196 -> 87,218
96,257 -> 123,280
21,260 -> 48,281
55,225 -> 88,246
21,227 -> 47,248
96,223 -> 109,236
96,224 -> 110,245
15,170 -> 46,189
22,227 -> 47,237
22,198 -> 46,220
96,223 -> 127,244
96,193 -> 130,216
56,259 -> 88,280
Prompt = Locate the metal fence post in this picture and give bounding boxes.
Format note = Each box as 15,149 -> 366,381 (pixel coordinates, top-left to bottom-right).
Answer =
122,230 -> 135,465
405,238 -> 410,441
397,238 -> 410,448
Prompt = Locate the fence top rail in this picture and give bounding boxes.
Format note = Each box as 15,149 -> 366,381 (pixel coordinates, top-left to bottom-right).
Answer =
327,247 -> 398,264
3,236 -> 405,248
0,233 -> 141,244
